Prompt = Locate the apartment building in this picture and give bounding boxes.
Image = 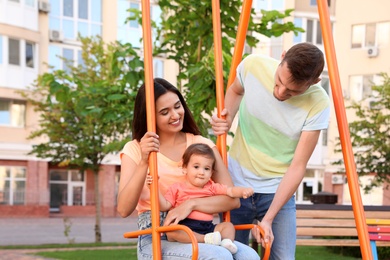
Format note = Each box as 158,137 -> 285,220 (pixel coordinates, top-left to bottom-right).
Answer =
221,0 -> 389,206
0,0 -> 388,218
281,0 -> 389,206
328,0 -> 390,205
0,0 -> 167,217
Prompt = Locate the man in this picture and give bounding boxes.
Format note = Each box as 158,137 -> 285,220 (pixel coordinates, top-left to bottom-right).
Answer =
211,42 -> 330,259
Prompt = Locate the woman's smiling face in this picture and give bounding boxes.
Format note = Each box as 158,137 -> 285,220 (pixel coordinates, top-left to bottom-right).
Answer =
155,91 -> 185,134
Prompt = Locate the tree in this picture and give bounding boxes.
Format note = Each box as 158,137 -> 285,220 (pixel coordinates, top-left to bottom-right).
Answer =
19,36 -> 144,242
130,0 -> 304,135
335,73 -> 390,192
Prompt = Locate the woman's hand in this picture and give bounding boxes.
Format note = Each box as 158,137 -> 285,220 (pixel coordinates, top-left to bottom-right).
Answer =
163,200 -> 194,226
140,132 -> 160,162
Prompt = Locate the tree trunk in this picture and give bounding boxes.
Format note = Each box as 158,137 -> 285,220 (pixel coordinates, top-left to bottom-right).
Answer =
94,170 -> 102,242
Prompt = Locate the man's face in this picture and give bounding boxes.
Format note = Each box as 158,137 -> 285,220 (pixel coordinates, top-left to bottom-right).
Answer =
273,62 -> 310,101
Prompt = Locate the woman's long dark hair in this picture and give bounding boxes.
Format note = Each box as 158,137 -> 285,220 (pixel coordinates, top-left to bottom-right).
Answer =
132,78 -> 201,141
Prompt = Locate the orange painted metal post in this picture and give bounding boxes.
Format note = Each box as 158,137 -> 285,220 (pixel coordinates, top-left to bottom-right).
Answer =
317,1 -> 372,259
141,0 -> 161,259
226,0 -> 253,89
220,0 -> 253,225
213,1 -> 270,259
212,0 -> 227,165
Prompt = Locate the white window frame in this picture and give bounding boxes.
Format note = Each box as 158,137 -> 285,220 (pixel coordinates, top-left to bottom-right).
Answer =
0,99 -> 26,127
351,21 -> 390,48
117,0 -> 161,48
49,0 -> 102,42
7,38 -> 36,68
49,44 -> 82,71
348,74 -> 382,102
293,16 -> 334,46
296,169 -> 323,204
0,166 -> 27,205
49,170 -> 86,209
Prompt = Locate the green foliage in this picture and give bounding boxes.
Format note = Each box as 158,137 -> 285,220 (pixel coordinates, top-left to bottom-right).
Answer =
32,245 -> 361,260
18,36 -> 144,243
334,73 -> 390,192
35,248 -> 137,260
19,36 -> 143,172
63,217 -> 75,244
128,0 -> 303,136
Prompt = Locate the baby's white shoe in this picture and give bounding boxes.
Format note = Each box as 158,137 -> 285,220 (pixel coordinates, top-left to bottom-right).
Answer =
204,231 -> 221,245
221,238 -> 238,254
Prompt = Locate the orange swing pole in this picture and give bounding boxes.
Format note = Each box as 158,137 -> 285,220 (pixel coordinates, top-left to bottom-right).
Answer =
212,0 -> 227,165
317,1 -> 372,259
213,1 -> 270,259
226,0 -> 253,88
216,0 -> 253,160
140,0 -> 161,259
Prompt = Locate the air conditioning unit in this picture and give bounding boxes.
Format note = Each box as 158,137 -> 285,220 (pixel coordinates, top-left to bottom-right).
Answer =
331,174 -> 344,184
49,30 -> 63,42
367,47 -> 379,58
38,0 -> 51,13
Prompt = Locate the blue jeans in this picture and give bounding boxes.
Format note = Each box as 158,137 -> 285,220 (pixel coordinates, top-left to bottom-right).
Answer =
137,211 -> 260,260
138,235 -> 260,259
230,194 -> 296,260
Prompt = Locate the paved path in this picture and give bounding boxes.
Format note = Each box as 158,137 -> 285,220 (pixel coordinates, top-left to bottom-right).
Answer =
0,216 -> 138,260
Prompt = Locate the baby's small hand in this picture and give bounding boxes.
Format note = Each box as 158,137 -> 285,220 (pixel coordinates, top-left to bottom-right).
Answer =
242,187 -> 254,199
146,174 -> 153,188
146,174 -> 159,189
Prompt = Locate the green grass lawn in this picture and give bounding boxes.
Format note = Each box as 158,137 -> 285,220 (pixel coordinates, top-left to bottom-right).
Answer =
27,245 -> 361,260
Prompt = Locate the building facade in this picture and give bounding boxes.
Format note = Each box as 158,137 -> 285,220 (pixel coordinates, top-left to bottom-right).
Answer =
0,0 -> 389,218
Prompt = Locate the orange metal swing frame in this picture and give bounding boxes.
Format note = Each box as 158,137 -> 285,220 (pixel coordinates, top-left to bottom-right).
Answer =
123,0 -> 373,259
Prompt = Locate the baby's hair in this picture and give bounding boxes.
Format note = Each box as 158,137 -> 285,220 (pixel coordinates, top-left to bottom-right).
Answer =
182,143 -> 216,170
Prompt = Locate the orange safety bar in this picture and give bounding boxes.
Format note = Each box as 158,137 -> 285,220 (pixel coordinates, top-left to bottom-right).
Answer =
317,1 -> 372,259
234,224 -> 270,260
212,0 -> 270,259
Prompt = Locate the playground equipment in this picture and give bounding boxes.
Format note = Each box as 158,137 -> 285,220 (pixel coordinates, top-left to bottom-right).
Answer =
123,0 -> 374,259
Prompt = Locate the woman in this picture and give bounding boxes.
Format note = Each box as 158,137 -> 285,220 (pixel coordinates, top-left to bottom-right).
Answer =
117,78 -> 260,259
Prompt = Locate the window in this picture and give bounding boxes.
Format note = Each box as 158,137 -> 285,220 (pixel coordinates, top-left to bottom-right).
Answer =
0,166 -> 26,205
320,75 -> 330,95
7,38 -> 36,67
0,99 -> 26,127
293,18 -> 303,43
117,0 -> 161,48
154,58 -> 164,78
254,0 -> 268,12
26,42 -> 34,68
49,45 -> 82,71
9,38 -> 20,65
254,0 -> 283,11
321,129 -> 328,146
49,0 -> 102,40
348,74 -> 382,102
296,169 -> 323,204
63,48 -> 74,72
8,0 -> 34,6
294,17 -> 332,45
306,19 -> 323,44
49,170 -> 86,211
351,21 -> 390,48
310,0 -> 331,6
25,0 -> 34,7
